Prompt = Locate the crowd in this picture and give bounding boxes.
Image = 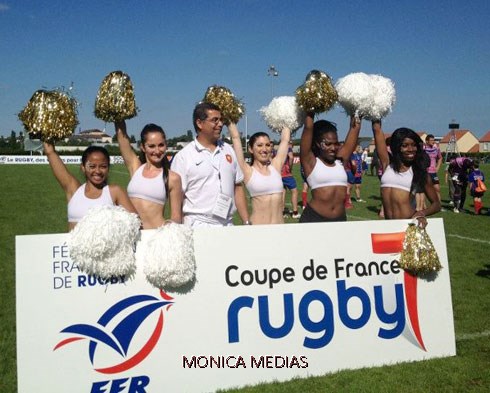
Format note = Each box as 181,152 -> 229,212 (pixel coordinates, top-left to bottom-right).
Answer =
44,102 -> 487,231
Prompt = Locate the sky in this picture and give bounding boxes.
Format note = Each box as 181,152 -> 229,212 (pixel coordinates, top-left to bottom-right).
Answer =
1,0 -> 490,141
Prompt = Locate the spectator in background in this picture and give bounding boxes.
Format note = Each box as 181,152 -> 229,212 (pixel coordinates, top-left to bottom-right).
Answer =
361,147 -> 369,175
344,154 -> 354,209
444,162 -> 455,206
281,141 -> 300,218
468,161 -> 485,215
448,156 -> 474,213
370,147 -> 379,176
424,134 -> 443,208
351,145 -> 366,203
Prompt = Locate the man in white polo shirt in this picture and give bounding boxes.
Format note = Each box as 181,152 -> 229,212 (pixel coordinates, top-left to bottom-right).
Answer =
171,102 -> 250,227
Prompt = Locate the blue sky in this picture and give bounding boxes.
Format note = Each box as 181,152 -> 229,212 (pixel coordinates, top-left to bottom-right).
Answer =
1,0 -> 489,141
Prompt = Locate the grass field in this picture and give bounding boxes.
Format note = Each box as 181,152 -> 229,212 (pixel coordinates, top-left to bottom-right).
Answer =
1,162 -> 489,392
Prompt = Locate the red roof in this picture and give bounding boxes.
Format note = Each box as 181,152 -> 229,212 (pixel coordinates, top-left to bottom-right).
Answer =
440,130 -> 470,143
479,131 -> 490,142
468,143 -> 479,153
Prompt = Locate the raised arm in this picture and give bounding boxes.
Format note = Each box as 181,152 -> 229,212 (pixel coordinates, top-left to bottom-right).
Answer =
299,113 -> 316,177
168,171 -> 183,223
227,122 -> 251,179
114,120 -> 141,176
43,141 -> 80,200
338,115 -> 361,162
371,120 -> 390,170
271,126 -> 291,172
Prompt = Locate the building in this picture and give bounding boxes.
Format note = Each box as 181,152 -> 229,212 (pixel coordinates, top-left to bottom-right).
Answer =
439,130 -> 479,154
70,129 -> 112,144
478,131 -> 490,153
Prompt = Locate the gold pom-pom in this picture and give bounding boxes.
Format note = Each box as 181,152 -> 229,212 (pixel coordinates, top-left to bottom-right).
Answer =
18,89 -> 78,142
399,224 -> 442,276
94,71 -> 138,122
295,69 -> 338,114
202,85 -> 245,125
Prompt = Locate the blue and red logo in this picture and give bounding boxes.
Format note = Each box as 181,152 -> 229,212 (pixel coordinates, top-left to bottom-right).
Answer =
54,290 -> 174,373
227,230 -> 429,351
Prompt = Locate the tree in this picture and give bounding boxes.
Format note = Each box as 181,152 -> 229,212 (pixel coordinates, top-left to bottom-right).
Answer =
9,131 -> 18,149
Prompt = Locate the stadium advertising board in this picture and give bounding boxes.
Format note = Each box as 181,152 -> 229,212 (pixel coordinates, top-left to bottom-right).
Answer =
16,218 -> 455,393
0,155 -> 125,165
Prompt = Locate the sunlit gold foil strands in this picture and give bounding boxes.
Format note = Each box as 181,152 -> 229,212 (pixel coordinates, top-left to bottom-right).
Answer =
295,69 -> 338,114
94,71 -> 138,122
18,89 -> 78,142
202,85 -> 245,125
399,224 -> 442,276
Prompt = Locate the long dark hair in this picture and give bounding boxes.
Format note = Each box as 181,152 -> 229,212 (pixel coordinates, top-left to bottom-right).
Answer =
248,132 -> 270,165
312,120 -> 337,157
139,123 -> 170,196
389,128 -> 427,193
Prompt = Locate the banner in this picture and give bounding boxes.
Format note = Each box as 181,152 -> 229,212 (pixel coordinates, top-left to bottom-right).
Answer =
0,155 -> 125,165
16,219 -> 455,393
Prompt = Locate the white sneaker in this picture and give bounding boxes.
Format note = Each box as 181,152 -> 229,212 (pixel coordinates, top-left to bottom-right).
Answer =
292,213 -> 301,219
449,201 -> 454,206
453,208 -> 459,213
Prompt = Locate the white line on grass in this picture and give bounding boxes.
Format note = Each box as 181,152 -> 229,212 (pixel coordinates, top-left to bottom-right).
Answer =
446,234 -> 490,245
456,330 -> 490,341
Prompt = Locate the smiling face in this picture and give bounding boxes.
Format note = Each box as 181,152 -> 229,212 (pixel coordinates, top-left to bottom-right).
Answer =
249,135 -> 272,164
141,131 -> 167,165
81,151 -> 109,186
316,131 -> 340,164
399,137 -> 418,164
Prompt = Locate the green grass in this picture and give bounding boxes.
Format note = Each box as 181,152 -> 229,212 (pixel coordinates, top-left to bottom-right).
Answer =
1,163 -> 489,392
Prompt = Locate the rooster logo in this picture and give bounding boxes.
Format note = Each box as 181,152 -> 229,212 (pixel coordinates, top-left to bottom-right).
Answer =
54,290 -> 174,373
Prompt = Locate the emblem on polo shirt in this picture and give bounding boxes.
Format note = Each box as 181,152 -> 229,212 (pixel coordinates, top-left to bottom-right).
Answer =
226,154 -> 233,163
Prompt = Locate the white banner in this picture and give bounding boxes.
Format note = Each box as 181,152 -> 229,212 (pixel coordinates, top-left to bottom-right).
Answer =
0,155 -> 125,165
16,219 -> 455,393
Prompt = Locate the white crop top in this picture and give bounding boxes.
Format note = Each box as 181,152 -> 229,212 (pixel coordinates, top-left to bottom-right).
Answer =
381,165 -> 413,192
306,158 -> 347,190
127,165 -> 166,205
246,166 -> 283,197
67,184 -> 114,223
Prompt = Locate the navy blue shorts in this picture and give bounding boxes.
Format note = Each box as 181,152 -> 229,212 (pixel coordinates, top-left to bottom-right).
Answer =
282,176 -> 297,190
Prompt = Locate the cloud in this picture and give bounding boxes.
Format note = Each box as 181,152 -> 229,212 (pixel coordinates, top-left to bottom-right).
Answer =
0,3 -> 10,12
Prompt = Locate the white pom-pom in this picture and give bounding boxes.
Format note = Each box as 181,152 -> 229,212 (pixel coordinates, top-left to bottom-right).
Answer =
369,74 -> 396,120
335,72 -> 396,120
259,96 -> 305,133
143,223 -> 196,291
69,205 -> 141,279
335,72 -> 373,117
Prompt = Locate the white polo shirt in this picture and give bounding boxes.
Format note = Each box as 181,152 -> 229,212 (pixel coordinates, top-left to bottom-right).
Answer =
171,139 -> 244,226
